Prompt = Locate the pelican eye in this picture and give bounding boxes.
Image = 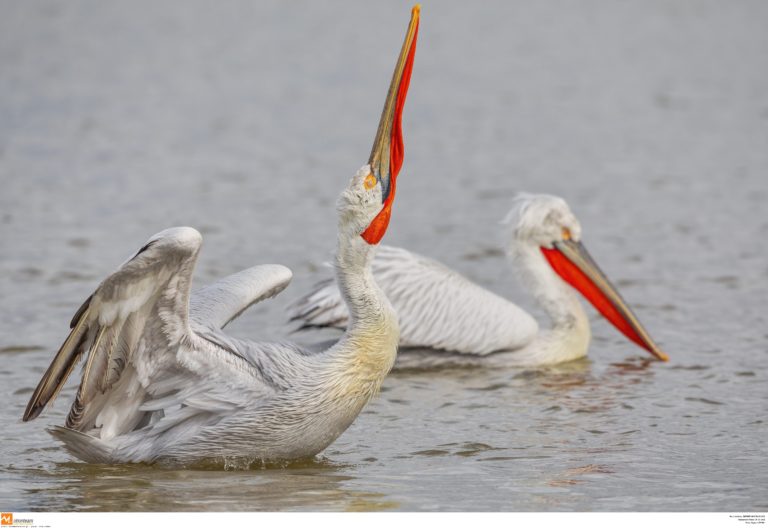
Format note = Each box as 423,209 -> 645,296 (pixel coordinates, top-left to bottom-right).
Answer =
562,227 -> 572,240
364,173 -> 377,190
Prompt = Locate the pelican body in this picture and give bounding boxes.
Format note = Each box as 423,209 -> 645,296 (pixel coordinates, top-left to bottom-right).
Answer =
290,193 -> 668,368
22,6 -> 421,464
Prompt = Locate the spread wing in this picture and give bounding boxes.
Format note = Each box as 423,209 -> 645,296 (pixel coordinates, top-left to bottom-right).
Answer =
288,245 -> 539,355
190,265 -> 293,330
23,227 -> 204,430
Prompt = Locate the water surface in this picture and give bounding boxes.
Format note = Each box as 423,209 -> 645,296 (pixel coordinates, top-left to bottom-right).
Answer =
1,0 -> 767,512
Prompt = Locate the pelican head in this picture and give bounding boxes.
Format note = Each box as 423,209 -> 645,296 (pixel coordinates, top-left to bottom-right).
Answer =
337,164 -> 391,239
507,194 -> 583,249
505,193 -> 669,361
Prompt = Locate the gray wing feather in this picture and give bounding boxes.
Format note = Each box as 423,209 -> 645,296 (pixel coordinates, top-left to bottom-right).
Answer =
289,245 -> 539,355
190,265 -> 293,330
24,227 -> 203,431
27,229 -> 303,462
288,276 -> 350,330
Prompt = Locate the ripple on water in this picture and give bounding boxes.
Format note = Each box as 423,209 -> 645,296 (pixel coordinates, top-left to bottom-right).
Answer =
66,238 -> 90,248
480,455 -> 552,462
669,364 -> 711,371
410,449 -> 450,457
455,443 -> 501,457
14,268 -> 44,280
47,271 -> 96,284
0,345 -> 45,354
684,397 -> 724,406
467,383 -> 508,391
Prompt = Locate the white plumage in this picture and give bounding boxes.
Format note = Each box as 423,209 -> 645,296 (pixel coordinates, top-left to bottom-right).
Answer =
289,193 -> 668,368
23,4 -> 422,464
24,168 -> 400,465
292,245 -> 539,355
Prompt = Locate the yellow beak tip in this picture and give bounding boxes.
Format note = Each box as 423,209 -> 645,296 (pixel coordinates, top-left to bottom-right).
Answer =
412,4 -> 421,17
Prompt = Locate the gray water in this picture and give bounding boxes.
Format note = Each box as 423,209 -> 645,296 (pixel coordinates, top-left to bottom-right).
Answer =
1,0 -> 767,512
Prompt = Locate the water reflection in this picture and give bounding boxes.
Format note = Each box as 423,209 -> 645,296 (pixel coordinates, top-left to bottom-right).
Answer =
18,458 -> 399,512
547,464 -> 615,488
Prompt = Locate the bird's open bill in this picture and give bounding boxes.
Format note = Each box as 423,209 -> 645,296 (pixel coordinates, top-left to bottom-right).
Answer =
361,4 -> 420,245
541,240 -> 669,361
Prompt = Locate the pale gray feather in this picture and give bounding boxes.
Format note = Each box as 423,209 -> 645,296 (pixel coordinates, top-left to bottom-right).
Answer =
25,168 -> 401,465
25,227 -> 205,432
289,245 -> 539,356
190,265 -> 293,330
23,227 -> 299,461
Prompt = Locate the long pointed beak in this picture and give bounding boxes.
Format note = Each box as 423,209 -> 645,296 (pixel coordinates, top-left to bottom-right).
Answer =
361,5 -> 420,245
541,240 -> 669,361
